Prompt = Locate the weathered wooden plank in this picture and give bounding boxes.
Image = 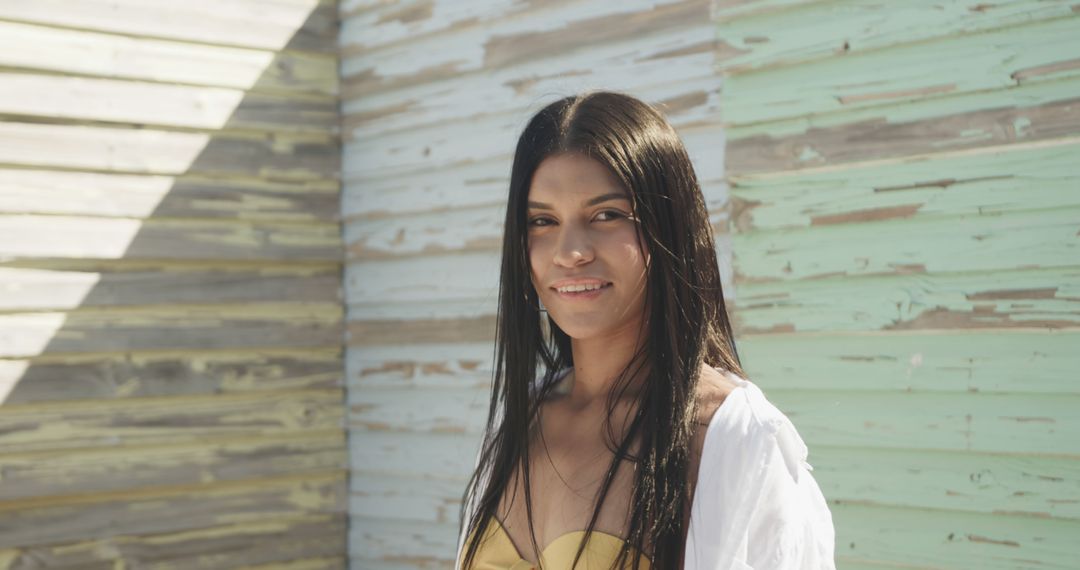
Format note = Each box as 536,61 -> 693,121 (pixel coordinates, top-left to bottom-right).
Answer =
0,0 -> 336,53
737,329 -> 1080,395
1,348 -> 342,404
245,558 -> 346,570
0,432 -> 345,501
771,390 -> 1080,455
0,123 -> 339,180
0,267 -> 340,311
0,390 -> 343,453
345,341 -> 492,391
831,501 -> 1080,569
347,315 -> 497,347
345,252 -> 498,305
725,73 -> 1080,174
0,73 -> 338,134
340,0 -> 709,98
341,87 -> 726,183
0,21 -> 337,95
731,138 -> 1080,232
722,15 -> 1080,126
813,446 -> 1080,522
0,515 -> 345,570
0,304 -> 343,358
732,208 -> 1079,283
0,215 -> 342,262
351,473 -> 463,525
716,0 -> 1077,76
349,430 -> 479,481
348,384 -> 1080,455
348,516 -> 457,568
0,169 -> 339,222
733,266 -> 1080,333
0,473 -> 346,549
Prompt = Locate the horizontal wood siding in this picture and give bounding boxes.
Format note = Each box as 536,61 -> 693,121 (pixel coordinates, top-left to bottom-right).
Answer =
718,1 -> 1080,568
0,1 -> 346,569
339,0 -> 731,567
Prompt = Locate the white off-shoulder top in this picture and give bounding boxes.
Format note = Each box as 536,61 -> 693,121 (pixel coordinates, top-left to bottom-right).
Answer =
456,368 -> 837,569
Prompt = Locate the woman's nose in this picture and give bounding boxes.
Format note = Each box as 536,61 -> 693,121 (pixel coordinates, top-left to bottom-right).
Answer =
552,225 -> 594,267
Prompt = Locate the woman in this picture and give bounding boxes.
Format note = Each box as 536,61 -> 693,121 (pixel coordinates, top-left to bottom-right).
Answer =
455,92 -> 835,569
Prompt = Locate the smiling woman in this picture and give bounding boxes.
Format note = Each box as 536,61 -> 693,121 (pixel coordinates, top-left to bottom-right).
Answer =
455,92 -> 836,569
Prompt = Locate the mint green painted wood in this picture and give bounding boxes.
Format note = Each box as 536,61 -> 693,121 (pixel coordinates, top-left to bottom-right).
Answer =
731,140 -> 1080,232
831,501 -> 1080,569
766,389 -> 1080,454
733,208 -> 1079,282
722,15 -> 1080,125
811,446 -> 1080,521
738,330 -> 1080,394
717,0 -> 1076,74
735,266 -> 1080,333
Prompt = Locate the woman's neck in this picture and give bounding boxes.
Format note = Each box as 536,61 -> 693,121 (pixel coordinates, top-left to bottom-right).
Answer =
565,328 -> 650,409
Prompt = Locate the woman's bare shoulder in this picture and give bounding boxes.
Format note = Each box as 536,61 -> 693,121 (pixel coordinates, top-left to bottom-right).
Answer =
694,364 -> 740,427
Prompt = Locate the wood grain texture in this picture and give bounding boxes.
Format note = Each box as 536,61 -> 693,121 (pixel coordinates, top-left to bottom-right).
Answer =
0,432 -> 346,501
0,215 -> 342,262
0,389 -> 343,454
0,169 -> 339,222
0,123 -> 339,180
737,329 -> 1080,394
0,515 -> 346,569
0,304 -> 342,358
2,348 -> 343,404
0,473 -> 346,549
0,72 -> 338,134
0,20 -> 337,95
0,0 -> 337,53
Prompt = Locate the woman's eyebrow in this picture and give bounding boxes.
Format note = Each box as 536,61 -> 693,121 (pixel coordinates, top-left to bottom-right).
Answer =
528,192 -> 630,210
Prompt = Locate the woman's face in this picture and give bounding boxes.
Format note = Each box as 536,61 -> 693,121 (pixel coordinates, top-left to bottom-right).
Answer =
526,153 -> 650,340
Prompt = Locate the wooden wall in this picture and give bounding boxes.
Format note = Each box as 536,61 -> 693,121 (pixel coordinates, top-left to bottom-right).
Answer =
718,1 -> 1080,568
338,0 -> 732,567
0,1 -> 347,568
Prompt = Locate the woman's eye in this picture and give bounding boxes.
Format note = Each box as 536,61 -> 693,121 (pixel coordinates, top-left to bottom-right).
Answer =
528,217 -> 554,227
595,210 -> 626,222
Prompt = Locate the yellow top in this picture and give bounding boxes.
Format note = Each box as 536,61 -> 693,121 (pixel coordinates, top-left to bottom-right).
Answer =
463,517 -> 652,570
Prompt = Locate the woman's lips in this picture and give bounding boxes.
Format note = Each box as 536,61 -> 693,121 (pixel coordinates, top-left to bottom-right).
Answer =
552,282 -> 612,300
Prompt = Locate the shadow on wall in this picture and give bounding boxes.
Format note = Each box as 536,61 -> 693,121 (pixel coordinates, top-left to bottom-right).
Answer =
0,1 -> 349,567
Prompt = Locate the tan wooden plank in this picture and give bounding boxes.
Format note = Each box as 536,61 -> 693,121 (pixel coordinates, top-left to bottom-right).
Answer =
339,0 -> 709,98
715,0 -> 1077,76
0,123 -> 339,180
0,304 -> 343,358
0,267 -> 340,312
347,316 -> 496,347
0,169 -> 339,222
244,557 -> 346,570
737,329 -> 1080,394
730,138 -> 1080,232
732,207 -> 1079,283
0,215 -> 341,262
0,0 -> 337,53
725,75 -> 1080,175
0,21 -> 337,95
0,515 -> 345,569
722,15 -> 1080,126
0,432 -> 345,501
0,389 -> 343,453
0,72 -> 338,134
0,473 -> 346,549
2,348 -> 342,404
733,266 -> 1080,333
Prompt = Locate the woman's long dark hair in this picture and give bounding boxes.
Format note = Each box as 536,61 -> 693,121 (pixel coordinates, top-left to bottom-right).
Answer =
457,91 -> 744,569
